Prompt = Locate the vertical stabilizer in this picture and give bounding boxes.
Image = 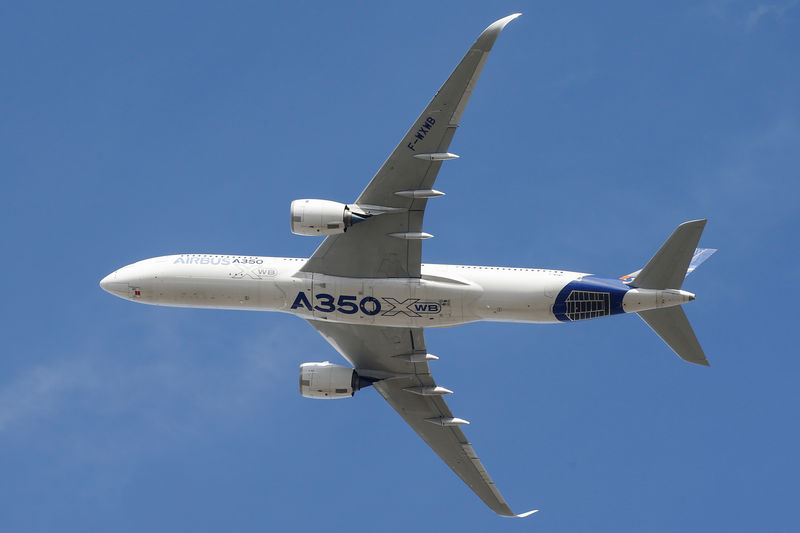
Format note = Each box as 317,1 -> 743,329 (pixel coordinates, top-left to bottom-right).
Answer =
638,307 -> 709,366
632,220 -> 707,290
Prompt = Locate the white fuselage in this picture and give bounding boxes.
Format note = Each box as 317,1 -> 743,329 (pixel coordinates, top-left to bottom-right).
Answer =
99,254 -> 695,327
100,254 -> 586,327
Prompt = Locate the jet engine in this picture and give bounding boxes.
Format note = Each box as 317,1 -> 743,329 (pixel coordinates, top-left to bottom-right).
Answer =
299,361 -> 374,399
290,199 -> 368,236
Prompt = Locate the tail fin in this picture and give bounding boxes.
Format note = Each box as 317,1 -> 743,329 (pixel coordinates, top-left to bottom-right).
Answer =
631,220 -> 713,366
631,219 -> 707,290
638,307 -> 709,366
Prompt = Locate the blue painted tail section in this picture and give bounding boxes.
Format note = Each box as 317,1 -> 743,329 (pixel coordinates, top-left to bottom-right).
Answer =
553,276 -> 630,323
556,221 -> 714,364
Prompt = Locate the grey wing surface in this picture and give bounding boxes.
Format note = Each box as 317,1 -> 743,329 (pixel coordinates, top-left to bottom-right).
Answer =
301,14 -> 521,279
306,319 -> 536,517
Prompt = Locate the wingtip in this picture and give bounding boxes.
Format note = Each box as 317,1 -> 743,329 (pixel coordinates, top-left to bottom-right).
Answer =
504,509 -> 539,518
476,13 -> 522,51
685,352 -> 710,367
680,218 -> 708,228
490,13 -> 522,31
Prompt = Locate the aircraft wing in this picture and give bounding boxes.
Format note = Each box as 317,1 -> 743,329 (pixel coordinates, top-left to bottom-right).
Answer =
305,319 -> 536,518
300,14 -> 521,278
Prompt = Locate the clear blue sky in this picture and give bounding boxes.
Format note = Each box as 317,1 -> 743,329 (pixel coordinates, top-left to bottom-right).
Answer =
2,2 -> 798,531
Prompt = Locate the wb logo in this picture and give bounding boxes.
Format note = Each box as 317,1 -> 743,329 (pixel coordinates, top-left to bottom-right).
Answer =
413,303 -> 440,313
381,298 -> 441,317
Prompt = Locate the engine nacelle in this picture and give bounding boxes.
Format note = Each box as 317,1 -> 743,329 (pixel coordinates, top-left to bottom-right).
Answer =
290,199 -> 367,236
299,361 -> 358,399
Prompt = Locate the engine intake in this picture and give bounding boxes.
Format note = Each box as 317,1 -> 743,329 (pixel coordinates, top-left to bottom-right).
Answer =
299,362 -> 375,399
290,199 -> 368,236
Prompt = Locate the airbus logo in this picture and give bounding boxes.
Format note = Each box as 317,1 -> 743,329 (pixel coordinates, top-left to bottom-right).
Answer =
172,256 -> 265,265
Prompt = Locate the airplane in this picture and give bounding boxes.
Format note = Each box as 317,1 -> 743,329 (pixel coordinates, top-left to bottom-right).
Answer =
99,14 -> 716,518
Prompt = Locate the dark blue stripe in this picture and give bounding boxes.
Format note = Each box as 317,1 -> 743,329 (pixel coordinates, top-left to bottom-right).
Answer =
553,276 -> 630,322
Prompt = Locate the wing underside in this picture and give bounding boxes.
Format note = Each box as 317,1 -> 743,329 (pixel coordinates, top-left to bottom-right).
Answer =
300,14 -> 521,279
306,320 -> 536,517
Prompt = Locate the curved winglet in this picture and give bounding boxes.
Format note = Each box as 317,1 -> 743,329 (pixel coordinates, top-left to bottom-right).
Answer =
475,13 -> 522,51
510,509 -> 539,518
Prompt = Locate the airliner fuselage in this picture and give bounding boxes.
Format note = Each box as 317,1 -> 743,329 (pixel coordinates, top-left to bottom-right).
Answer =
100,254 -> 693,328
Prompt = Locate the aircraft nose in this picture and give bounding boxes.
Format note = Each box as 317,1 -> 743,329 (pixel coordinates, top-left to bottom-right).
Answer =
99,271 -> 129,298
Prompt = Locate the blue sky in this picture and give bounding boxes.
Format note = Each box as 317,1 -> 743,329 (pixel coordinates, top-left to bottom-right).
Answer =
2,1 -> 799,531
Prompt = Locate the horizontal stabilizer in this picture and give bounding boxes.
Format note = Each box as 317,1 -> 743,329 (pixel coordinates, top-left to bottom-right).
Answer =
621,247 -> 717,283
638,307 -> 709,366
632,219 -> 707,290
687,247 -> 717,275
